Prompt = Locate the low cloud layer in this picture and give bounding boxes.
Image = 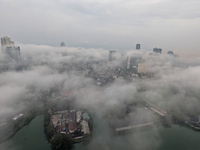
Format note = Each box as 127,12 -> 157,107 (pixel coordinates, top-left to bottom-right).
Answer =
0,44 -> 200,149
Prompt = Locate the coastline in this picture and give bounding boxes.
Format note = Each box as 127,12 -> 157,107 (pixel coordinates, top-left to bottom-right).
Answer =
0,112 -> 43,144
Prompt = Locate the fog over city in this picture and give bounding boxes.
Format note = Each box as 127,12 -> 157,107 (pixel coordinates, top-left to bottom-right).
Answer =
1,0 -> 200,50
0,0 -> 200,150
0,43 -> 200,149
0,44 -> 199,112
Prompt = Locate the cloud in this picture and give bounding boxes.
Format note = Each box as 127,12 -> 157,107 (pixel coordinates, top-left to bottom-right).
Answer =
0,0 -> 200,50
0,0 -> 200,144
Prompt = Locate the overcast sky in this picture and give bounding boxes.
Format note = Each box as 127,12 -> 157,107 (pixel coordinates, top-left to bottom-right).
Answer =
0,0 -> 200,52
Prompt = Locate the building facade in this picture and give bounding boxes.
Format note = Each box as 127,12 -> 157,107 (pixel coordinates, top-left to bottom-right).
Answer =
61,42 -> 65,47
1,36 -> 21,70
153,48 -> 162,54
136,44 -> 140,50
109,50 -> 116,61
167,51 -> 174,55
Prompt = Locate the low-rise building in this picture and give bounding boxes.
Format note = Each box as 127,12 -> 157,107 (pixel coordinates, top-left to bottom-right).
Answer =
137,63 -> 147,74
83,113 -> 90,120
80,120 -> 90,134
69,121 -> 77,133
52,114 -> 62,127
60,124 -> 67,134
76,111 -> 82,123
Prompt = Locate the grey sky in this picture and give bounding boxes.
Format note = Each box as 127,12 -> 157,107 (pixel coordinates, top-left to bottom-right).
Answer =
0,0 -> 200,52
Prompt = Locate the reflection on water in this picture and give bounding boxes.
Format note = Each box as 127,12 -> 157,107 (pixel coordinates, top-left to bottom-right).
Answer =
73,113 -> 200,150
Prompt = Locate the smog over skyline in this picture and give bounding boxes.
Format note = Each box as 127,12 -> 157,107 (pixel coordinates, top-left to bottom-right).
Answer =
0,0 -> 200,150
0,42 -> 200,149
1,0 -> 200,52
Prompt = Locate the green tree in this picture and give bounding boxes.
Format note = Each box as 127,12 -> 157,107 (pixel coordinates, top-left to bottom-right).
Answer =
46,125 -> 54,140
51,134 -> 73,150
77,124 -> 82,129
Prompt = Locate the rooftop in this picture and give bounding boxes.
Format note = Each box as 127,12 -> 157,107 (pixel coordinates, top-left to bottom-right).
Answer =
69,121 -> 77,133
83,113 -> 90,120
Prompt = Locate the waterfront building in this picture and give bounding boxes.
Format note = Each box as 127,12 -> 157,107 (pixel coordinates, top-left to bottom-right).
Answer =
69,121 -> 77,133
83,113 -> 90,120
52,114 -> 62,127
80,120 -> 90,134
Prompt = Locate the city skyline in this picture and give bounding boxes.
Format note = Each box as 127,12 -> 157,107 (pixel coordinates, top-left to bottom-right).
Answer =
0,1 -> 200,149
0,0 -> 200,53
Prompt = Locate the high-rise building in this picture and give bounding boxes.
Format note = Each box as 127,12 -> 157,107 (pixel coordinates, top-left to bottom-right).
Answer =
61,41 -> 65,47
167,51 -> 174,55
127,56 -> 130,69
5,46 -> 20,61
136,44 -> 141,50
1,36 -> 21,69
1,36 -> 15,51
153,48 -> 162,54
109,50 -> 116,61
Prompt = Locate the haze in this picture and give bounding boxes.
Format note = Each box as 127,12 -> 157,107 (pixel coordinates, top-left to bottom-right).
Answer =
0,0 -> 200,52
1,0 -> 200,150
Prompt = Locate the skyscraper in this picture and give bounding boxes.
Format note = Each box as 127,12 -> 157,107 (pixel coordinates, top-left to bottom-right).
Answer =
1,36 -> 15,51
153,48 -> 162,54
5,46 -> 20,61
1,36 -> 21,69
61,41 -> 65,47
136,44 -> 141,50
127,56 -> 130,69
167,51 -> 174,55
109,50 -> 116,61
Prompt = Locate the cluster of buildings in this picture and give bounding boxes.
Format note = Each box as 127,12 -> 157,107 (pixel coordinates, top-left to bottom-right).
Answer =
167,51 -> 179,57
1,36 -> 21,70
60,54 -> 148,88
51,110 -> 90,137
153,47 -> 162,54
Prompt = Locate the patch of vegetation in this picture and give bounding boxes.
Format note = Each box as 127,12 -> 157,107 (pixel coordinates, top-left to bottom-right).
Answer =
44,110 -> 55,141
51,134 -> 74,150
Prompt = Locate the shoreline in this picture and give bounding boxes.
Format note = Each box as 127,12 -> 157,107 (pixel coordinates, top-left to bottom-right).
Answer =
0,112 -> 43,144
